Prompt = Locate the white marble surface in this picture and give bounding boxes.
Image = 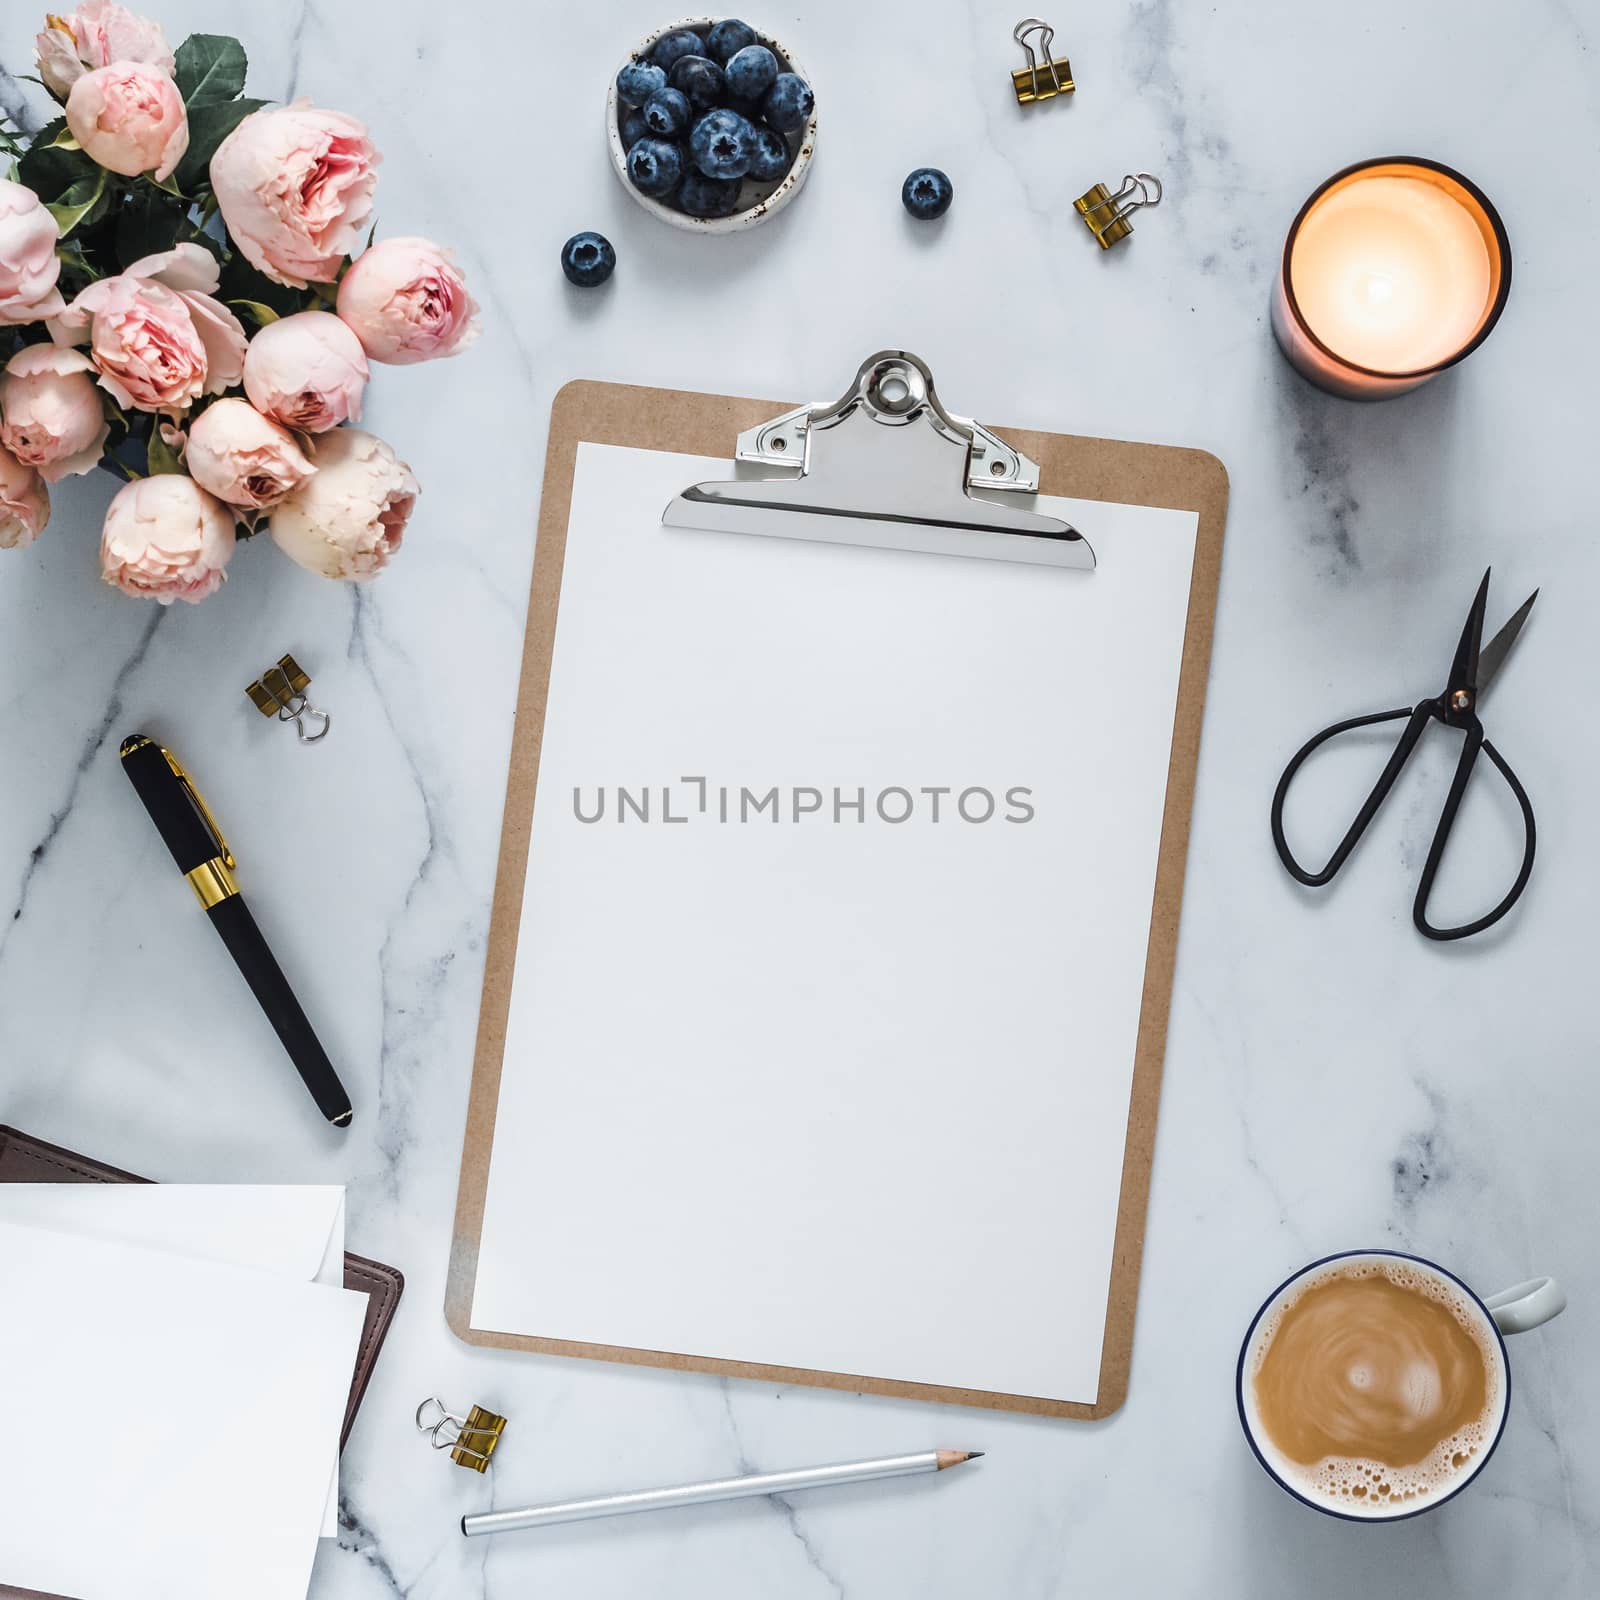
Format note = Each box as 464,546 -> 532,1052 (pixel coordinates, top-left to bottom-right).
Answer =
2,1 -> 1597,1595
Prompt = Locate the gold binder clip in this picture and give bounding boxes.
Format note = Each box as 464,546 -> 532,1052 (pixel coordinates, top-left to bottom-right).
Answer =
1011,17 -> 1074,104
415,1397 -> 507,1472
1074,172 -> 1163,249
245,653 -> 331,743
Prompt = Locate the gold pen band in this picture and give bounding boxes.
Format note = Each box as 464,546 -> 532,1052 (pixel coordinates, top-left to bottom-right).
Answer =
185,855 -> 239,909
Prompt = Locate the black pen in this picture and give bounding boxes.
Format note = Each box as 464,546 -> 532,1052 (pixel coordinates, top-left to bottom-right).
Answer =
119,734 -> 353,1127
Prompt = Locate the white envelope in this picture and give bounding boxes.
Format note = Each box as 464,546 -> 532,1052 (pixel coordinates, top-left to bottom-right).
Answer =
0,1217 -> 366,1600
0,1186 -> 348,1535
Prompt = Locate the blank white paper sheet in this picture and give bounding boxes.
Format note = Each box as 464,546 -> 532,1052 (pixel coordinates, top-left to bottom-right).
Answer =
0,1184 -> 348,1536
0,1217 -> 366,1600
470,443 -> 1199,1404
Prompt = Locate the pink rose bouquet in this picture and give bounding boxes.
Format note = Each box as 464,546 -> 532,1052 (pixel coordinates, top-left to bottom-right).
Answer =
0,6 -> 478,601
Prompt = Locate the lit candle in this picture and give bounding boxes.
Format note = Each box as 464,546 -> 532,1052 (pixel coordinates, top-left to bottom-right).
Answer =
1272,158 -> 1510,400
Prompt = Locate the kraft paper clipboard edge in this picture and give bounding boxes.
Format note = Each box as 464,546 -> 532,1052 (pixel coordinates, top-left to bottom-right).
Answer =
445,378 -> 1229,1421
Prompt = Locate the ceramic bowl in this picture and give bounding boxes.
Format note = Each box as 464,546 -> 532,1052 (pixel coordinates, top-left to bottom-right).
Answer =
606,16 -> 817,234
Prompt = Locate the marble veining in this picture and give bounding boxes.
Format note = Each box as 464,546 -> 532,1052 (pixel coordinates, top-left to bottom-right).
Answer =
2,1 -> 1597,1596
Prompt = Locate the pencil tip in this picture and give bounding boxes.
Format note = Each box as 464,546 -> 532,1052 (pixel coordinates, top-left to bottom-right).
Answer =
967,1451 -> 985,1460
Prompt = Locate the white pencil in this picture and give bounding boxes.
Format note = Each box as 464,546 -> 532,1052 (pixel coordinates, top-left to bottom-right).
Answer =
461,1449 -> 984,1537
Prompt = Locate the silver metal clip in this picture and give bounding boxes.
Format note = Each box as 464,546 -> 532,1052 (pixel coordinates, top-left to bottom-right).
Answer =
663,351 -> 1095,570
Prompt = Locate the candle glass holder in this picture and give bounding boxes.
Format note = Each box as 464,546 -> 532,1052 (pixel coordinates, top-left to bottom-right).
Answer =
1272,157 -> 1510,401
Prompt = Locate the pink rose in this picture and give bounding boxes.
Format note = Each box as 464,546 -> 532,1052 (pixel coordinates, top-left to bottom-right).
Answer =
0,179 -> 65,326
52,244 -> 247,413
0,443 -> 51,550
211,103 -> 380,289
185,398 -> 316,509
0,345 -> 108,481
242,311 -> 368,433
270,428 -> 417,580
336,238 -> 480,366
36,1 -> 174,99
100,473 -> 234,603
66,60 -> 188,181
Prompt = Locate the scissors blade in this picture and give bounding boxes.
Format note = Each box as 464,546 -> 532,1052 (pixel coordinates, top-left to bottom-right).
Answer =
1445,568 -> 1492,695
1476,588 -> 1539,699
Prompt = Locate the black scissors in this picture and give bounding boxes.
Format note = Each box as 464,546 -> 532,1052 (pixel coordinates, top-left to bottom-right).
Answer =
1271,569 -> 1537,942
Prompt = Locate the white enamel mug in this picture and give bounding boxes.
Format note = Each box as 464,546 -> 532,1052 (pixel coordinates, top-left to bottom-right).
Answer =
1237,1250 -> 1565,1522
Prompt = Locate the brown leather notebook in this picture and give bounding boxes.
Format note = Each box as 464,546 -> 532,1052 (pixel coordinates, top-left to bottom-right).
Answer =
0,1125 -> 402,1453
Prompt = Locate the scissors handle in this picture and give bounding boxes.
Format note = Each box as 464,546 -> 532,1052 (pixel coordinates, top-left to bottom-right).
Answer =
1271,705 -> 1428,886
1413,734 -> 1536,941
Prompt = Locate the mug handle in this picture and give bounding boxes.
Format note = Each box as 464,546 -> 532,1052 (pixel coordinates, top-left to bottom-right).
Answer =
1483,1276 -> 1567,1334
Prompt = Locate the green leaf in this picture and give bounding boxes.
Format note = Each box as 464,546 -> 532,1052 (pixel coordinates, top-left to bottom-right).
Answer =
47,126 -> 80,151
115,190 -> 185,269
146,426 -> 184,477
44,168 -> 108,237
218,252 -> 301,317
174,35 -> 248,107
174,96 -> 267,191
53,236 -> 102,289
18,137 -> 97,205
227,298 -> 280,326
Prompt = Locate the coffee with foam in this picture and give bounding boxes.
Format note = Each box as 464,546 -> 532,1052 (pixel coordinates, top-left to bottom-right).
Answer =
1245,1259 -> 1502,1513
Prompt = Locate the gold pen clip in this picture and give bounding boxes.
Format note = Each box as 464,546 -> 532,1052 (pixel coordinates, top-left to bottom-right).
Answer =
161,746 -> 235,869
155,746 -> 240,908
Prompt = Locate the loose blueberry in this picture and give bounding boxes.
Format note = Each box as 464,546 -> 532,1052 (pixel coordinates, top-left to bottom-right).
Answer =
651,28 -> 706,70
668,53 -> 725,109
615,60 -> 666,106
724,43 -> 779,101
625,137 -> 685,199
620,107 -> 649,147
745,124 -> 792,183
724,93 -> 766,125
643,86 -> 691,136
901,167 -> 953,220
560,231 -> 616,287
678,170 -> 744,219
689,107 -> 752,180
761,72 -> 814,133
705,18 -> 757,63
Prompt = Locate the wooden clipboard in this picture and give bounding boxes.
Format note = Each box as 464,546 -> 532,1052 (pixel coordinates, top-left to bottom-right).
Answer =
447,377 -> 1228,1420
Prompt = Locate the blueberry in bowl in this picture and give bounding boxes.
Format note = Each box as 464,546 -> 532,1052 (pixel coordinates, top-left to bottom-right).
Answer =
745,124 -> 792,183
651,28 -> 707,71
620,106 -> 650,147
615,61 -> 667,107
705,18 -> 756,61
761,71 -> 813,133
669,54 -> 726,109
724,43 -> 778,101
643,87 -> 691,136
679,170 -> 745,219
607,16 -> 817,232
626,139 -> 685,199
690,108 -> 753,180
